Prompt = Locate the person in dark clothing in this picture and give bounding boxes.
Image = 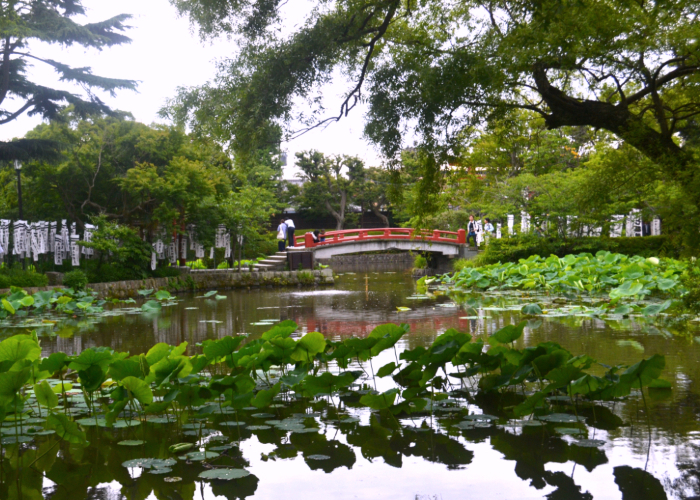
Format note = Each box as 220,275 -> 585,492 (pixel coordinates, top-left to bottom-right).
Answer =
285,218 -> 295,248
319,229 -> 326,242
467,215 -> 478,247
312,230 -> 320,243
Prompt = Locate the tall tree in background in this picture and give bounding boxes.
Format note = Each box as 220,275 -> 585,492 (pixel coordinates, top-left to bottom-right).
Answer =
295,151 -> 364,230
0,0 -> 136,160
354,166 -> 391,227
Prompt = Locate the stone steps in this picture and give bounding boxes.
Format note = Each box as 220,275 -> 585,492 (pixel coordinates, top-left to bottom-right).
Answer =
254,253 -> 288,271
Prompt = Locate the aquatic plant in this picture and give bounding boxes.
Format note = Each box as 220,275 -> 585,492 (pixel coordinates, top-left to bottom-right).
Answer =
0,287 -> 105,319
0,320 -> 671,496
0,320 -> 668,429
0,285 -> 181,322
441,251 -> 686,301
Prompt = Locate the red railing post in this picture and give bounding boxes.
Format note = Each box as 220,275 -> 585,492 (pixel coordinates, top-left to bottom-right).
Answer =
457,229 -> 466,244
432,230 -> 441,241
305,232 -> 316,248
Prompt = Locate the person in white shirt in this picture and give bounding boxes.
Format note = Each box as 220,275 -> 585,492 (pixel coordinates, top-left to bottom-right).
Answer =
284,218 -> 295,247
483,218 -> 495,245
276,219 -> 287,251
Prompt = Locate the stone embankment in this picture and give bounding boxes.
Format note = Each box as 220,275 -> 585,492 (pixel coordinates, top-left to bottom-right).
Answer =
1,268 -> 334,300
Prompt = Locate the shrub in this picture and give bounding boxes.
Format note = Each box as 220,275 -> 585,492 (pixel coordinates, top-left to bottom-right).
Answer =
84,262 -> 142,283
0,267 -> 48,289
681,259 -> 700,314
478,235 -> 676,265
414,254 -> 428,269
186,259 -> 207,270
63,270 -> 88,290
152,266 -> 182,278
79,216 -> 152,280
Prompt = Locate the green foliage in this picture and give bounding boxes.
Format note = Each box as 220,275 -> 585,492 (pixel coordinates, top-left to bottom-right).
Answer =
0,267 -> 48,289
63,270 -> 88,291
78,216 -> 152,281
413,255 -> 428,269
0,1 -> 136,144
151,266 -> 182,279
478,236 -> 677,266
219,184 -> 284,260
297,271 -> 315,285
442,251 -> 686,306
170,0 -> 700,207
294,151 -> 366,230
680,259 -> 700,315
0,316 -> 671,493
0,287 -> 103,320
452,259 -> 478,272
3,116 -> 232,236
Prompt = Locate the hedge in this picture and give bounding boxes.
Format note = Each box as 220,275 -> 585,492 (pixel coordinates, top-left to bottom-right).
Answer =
0,267 -> 49,289
477,235 -> 678,265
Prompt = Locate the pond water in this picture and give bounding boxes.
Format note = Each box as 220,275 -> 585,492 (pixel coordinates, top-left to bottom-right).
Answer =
2,272 -> 700,500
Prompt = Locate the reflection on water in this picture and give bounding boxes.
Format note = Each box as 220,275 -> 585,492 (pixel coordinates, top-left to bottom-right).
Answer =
1,272 -> 700,499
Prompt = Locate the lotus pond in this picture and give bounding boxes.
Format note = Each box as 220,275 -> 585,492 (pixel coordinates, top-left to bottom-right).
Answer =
1,270 -> 700,500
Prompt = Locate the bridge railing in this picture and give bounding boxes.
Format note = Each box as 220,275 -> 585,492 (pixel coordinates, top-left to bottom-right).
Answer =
295,228 -> 466,248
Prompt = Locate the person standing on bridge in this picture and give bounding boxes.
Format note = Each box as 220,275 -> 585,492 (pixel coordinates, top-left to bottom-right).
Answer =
467,215 -> 478,247
285,217 -> 296,248
276,219 -> 287,252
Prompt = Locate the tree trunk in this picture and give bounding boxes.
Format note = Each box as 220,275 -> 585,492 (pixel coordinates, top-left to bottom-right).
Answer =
532,64 -> 693,178
325,190 -> 347,230
370,203 -> 389,227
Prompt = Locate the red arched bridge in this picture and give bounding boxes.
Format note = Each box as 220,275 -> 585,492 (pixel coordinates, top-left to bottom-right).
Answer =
291,228 -> 475,260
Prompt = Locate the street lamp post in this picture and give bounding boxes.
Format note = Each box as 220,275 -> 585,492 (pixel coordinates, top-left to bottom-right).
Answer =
14,160 -> 24,269
14,160 -> 22,219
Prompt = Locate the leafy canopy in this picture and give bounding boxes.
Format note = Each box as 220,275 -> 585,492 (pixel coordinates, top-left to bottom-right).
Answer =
0,0 -> 137,160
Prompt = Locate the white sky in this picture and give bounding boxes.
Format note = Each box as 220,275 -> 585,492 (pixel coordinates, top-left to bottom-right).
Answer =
0,0 -> 383,177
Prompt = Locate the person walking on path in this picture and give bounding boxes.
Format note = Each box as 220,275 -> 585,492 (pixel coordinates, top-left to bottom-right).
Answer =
285,217 -> 296,248
467,215 -> 478,247
276,219 -> 287,252
483,218 -> 494,245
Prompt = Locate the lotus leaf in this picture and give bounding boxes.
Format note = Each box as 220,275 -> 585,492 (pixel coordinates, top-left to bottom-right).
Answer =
537,413 -> 583,423
184,451 -> 220,461
122,458 -> 177,468
554,427 -> 585,435
198,468 -> 250,480
574,439 -> 606,448
149,468 -> 173,474
48,413 -> 88,445
246,425 -> 271,430
141,300 -> 162,312
1,435 -> 33,444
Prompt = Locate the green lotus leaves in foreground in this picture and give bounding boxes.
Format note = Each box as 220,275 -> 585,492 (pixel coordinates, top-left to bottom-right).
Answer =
0,318 -> 672,492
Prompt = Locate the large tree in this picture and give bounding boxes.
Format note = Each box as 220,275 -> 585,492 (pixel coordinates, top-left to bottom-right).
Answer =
295,150 -> 364,230
2,113 -> 232,233
168,0 -> 700,241
0,0 -> 136,159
